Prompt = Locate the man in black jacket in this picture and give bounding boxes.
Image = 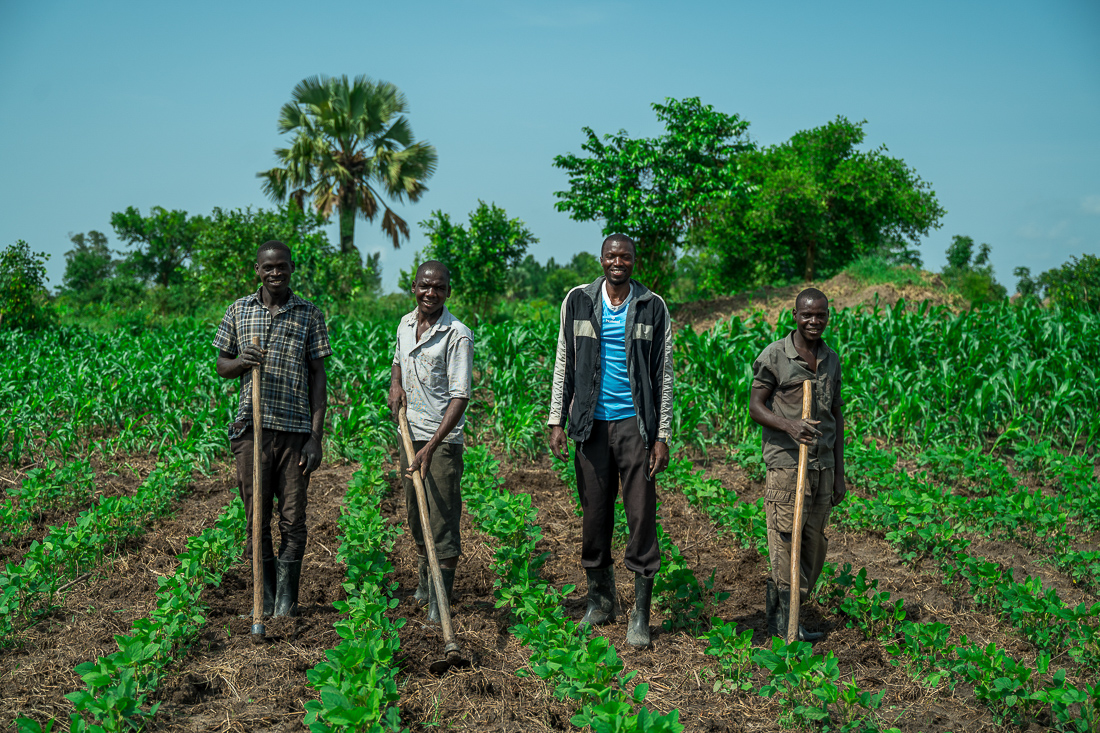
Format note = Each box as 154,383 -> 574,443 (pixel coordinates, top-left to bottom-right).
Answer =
548,234 -> 673,649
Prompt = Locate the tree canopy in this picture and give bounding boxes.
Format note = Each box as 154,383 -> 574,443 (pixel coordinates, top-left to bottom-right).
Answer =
941,235 -> 1006,306
403,201 -> 537,316
553,97 -> 752,294
689,117 -> 945,294
191,205 -> 378,307
110,206 -> 208,287
258,74 -> 437,255
61,231 -> 115,299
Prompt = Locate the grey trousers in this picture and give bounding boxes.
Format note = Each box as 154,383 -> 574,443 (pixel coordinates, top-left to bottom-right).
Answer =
400,440 -> 464,560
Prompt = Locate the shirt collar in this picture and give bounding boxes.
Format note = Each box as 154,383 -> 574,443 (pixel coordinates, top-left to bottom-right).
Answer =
406,306 -> 455,339
246,287 -> 305,314
783,330 -> 832,367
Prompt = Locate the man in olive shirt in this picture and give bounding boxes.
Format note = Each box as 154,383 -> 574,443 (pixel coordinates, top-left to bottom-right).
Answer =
749,288 -> 846,641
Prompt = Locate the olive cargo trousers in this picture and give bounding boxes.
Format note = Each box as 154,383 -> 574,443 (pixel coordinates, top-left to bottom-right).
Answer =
765,467 -> 833,602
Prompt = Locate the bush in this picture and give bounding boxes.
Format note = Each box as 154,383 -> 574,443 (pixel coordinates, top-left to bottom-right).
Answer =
1040,254 -> 1100,312
844,255 -> 924,288
940,236 -> 1006,307
0,240 -> 55,331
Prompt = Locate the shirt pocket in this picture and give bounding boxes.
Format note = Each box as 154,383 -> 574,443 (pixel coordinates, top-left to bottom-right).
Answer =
818,377 -> 833,418
412,351 -> 447,388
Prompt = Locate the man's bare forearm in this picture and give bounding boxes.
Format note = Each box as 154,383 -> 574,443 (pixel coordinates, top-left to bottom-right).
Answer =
426,398 -> 470,448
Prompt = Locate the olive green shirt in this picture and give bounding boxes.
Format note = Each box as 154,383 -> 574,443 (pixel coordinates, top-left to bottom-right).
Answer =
751,331 -> 843,470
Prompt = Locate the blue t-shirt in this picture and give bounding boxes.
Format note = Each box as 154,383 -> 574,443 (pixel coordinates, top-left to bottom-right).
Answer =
594,285 -> 636,421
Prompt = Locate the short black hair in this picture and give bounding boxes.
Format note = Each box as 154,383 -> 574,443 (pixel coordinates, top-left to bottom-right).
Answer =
257,240 -> 292,261
794,287 -> 828,311
415,259 -> 451,285
601,233 -> 636,257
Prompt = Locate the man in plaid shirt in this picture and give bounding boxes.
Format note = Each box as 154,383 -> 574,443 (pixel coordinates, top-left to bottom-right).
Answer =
214,240 -> 332,618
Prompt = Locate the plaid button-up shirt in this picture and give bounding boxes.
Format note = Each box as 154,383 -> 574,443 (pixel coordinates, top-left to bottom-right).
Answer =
213,288 -> 332,438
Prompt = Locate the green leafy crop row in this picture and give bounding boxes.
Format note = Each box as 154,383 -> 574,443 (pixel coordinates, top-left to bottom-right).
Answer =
303,448 -> 405,733
12,494 -> 246,733
0,453 -> 214,644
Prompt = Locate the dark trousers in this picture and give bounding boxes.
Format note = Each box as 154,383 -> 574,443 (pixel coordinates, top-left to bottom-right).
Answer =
231,428 -> 310,563
575,417 -> 661,578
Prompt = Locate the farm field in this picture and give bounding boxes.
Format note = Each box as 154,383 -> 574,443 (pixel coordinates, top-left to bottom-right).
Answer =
1,295 -> 1098,733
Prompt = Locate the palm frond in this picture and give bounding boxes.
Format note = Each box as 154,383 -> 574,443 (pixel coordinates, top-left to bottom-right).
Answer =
380,206 -> 410,248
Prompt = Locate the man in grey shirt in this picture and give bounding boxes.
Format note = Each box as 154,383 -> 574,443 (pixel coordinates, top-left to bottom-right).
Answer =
388,260 -> 473,623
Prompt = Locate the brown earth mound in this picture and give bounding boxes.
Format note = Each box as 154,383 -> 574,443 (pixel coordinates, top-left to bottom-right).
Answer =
673,269 -> 966,333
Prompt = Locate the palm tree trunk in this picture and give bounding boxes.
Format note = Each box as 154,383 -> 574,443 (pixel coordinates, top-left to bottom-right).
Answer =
338,206 -> 357,254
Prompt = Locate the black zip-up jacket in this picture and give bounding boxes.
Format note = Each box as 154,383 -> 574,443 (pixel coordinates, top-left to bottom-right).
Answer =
548,277 -> 673,448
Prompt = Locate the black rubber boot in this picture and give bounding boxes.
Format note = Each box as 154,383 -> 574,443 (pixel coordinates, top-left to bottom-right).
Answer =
776,587 -> 823,642
263,558 -> 277,617
427,567 -> 456,624
414,556 -> 429,607
580,566 -> 619,625
238,558 -> 278,619
626,574 -> 653,649
765,578 -> 780,637
274,558 -> 302,618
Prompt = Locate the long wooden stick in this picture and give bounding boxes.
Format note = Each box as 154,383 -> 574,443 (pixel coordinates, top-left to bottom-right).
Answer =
252,336 -> 264,635
787,379 -> 813,644
398,406 -> 461,658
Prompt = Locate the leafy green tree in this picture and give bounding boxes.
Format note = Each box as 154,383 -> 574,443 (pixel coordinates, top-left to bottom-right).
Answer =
402,201 -> 537,315
191,205 -> 375,307
690,117 -> 945,294
0,240 -> 55,330
1038,254 -> 1100,312
258,74 -> 438,255
507,252 -> 602,302
941,235 -> 1006,306
110,206 -> 208,287
553,97 -> 752,293
61,231 -> 115,302
1013,266 -> 1038,297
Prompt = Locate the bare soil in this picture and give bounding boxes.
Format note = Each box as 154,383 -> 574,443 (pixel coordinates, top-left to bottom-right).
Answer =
2,449 -> 1094,733
672,270 -> 967,333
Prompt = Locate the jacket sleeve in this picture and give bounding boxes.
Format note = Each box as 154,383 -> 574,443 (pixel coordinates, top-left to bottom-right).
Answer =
548,293 -> 575,427
653,295 -> 674,441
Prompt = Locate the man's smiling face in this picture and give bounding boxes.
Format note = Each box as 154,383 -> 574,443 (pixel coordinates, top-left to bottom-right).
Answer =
600,238 -> 635,286
255,249 -> 294,296
414,267 -> 450,318
793,297 -> 829,344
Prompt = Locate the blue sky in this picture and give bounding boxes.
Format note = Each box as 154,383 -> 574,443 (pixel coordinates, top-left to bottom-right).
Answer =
1,0 -> 1097,295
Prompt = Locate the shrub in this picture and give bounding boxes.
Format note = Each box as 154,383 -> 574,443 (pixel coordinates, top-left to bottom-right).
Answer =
0,240 -> 55,331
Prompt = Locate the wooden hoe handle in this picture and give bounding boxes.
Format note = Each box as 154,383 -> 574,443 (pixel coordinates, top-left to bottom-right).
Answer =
252,337 -> 264,633
787,379 -> 812,644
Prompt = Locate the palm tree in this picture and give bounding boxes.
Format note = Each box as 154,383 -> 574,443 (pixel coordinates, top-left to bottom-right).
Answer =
259,75 -> 438,254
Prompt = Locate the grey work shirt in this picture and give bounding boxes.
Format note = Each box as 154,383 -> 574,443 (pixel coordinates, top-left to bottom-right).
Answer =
751,331 -> 843,470
393,306 -> 474,444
